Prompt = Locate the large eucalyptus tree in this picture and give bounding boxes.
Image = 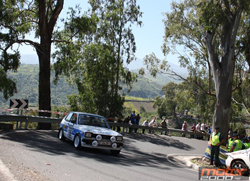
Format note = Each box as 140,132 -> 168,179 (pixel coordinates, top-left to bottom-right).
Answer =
53,0 -> 142,116
1,0 -> 64,129
144,0 -> 250,140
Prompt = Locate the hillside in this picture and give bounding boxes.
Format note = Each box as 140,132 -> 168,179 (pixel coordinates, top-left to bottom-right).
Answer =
0,64 -> 184,108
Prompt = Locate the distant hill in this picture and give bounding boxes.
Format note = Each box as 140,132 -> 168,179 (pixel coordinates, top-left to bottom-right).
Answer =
0,58 -> 187,108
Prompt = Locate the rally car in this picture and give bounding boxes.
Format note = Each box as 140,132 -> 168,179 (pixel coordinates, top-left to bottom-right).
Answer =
226,148 -> 250,176
58,112 -> 123,155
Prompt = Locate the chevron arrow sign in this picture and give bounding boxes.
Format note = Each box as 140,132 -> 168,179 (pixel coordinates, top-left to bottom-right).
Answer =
10,99 -> 29,109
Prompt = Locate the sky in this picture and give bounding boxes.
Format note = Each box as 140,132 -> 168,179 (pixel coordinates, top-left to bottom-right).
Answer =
19,0 -> 180,68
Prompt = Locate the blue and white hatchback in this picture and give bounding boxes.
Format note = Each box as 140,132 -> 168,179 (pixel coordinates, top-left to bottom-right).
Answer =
58,112 -> 123,155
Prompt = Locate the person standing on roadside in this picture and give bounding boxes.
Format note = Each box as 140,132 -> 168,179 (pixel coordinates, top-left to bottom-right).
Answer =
160,118 -> 167,135
130,111 -> 136,132
181,121 -> 187,137
116,116 -> 123,133
134,114 -> 140,133
209,126 -> 225,167
149,117 -> 157,134
142,119 -> 149,134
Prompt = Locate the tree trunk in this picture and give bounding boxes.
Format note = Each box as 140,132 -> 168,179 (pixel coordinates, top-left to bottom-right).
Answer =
212,68 -> 234,143
35,0 -> 63,129
36,44 -> 52,130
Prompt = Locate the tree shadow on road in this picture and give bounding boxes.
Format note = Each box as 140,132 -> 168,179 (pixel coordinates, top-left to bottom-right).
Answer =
0,130 -> 195,171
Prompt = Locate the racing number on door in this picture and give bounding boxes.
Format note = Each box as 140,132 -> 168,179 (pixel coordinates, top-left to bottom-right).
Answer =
67,124 -> 73,139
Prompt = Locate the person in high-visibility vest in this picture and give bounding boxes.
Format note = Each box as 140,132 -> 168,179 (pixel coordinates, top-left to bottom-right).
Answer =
229,133 -> 244,152
226,132 -> 234,151
209,126 -> 225,167
242,137 -> 250,149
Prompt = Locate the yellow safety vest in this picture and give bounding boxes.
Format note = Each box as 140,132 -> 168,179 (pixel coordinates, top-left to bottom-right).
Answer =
244,143 -> 250,149
211,132 -> 221,146
233,139 -> 243,151
227,138 -> 234,151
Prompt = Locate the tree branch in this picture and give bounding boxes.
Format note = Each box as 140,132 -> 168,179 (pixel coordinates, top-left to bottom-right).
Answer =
48,0 -> 64,36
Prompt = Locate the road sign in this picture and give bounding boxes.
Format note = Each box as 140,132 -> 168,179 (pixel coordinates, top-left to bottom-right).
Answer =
10,99 -> 29,109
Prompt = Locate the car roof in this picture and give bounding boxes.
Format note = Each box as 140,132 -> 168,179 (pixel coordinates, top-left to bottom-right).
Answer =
69,112 -> 105,118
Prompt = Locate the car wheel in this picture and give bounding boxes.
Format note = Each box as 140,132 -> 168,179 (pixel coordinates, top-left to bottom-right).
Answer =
58,129 -> 65,141
231,160 -> 249,176
110,150 -> 120,156
73,134 -> 81,149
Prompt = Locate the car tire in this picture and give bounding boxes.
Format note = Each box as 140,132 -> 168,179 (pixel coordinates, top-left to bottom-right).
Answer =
231,160 -> 249,176
73,134 -> 81,149
110,150 -> 120,156
58,129 -> 65,141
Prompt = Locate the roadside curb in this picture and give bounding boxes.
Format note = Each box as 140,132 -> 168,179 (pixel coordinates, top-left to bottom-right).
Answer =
167,154 -> 202,171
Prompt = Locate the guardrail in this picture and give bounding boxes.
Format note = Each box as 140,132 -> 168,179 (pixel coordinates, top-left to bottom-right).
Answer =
0,114 -> 209,139
108,123 -> 209,138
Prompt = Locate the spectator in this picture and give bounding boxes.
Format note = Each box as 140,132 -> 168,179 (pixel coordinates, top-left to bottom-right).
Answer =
142,119 -> 149,134
149,117 -> 158,134
123,116 -> 130,133
206,125 -> 212,141
107,112 -> 116,130
181,121 -> 187,137
135,114 -> 140,133
195,123 -> 201,139
201,122 -> 206,133
130,111 -> 136,132
116,116 -> 123,133
160,118 -> 167,135
190,124 -> 196,138
196,123 -> 201,132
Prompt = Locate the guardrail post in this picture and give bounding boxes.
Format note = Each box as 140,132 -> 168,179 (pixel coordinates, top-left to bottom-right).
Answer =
16,121 -> 19,130
22,109 -> 28,129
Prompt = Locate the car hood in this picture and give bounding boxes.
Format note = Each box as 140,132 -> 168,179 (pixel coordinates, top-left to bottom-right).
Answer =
78,125 -> 122,136
226,148 -> 250,157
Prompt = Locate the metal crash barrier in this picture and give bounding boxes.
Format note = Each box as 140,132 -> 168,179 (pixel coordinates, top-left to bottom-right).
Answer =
0,114 -> 209,139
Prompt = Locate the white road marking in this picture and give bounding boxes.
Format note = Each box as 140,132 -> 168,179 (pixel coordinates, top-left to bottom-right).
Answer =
0,159 -> 18,181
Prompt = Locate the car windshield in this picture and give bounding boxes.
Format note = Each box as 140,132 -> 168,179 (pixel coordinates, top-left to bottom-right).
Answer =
78,114 -> 109,128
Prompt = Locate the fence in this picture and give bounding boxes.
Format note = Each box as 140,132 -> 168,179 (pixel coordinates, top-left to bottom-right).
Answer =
0,114 -> 210,139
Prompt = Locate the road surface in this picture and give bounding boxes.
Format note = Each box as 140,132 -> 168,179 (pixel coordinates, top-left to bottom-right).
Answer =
0,130 -> 208,181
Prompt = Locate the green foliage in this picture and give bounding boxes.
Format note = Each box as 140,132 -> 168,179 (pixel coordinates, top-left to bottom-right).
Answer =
53,0 -> 142,116
0,0 -> 25,99
142,0 -> 250,141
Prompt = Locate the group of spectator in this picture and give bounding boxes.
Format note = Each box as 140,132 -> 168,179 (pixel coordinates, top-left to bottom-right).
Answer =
226,130 -> 250,152
106,111 -> 168,135
182,121 -> 211,139
106,111 -> 141,133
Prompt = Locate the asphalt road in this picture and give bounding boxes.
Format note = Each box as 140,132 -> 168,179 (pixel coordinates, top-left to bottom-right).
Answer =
0,130 -> 208,181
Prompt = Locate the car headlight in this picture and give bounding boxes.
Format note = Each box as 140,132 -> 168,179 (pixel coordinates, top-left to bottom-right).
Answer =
96,134 -> 102,141
85,132 -> 92,138
116,136 -> 123,141
112,143 -> 117,149
110,136 -> 116,142
92,141 -> 98,147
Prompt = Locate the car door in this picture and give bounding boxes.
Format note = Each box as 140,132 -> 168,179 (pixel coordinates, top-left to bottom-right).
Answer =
67,113 -> 78,141
63,112 -> 73,140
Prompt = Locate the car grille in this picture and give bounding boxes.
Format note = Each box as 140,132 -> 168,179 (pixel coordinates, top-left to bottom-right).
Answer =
92,134 -> 111,140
